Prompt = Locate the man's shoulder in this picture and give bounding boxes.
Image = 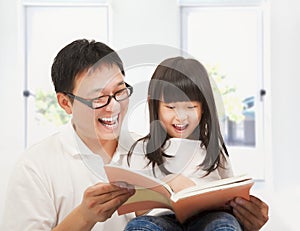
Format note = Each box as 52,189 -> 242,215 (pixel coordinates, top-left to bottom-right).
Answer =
24,123 -> 74,159
26,131 -> 60,151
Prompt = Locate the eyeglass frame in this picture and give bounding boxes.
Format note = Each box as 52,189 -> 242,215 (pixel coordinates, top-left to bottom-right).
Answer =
63,82 -> 133,109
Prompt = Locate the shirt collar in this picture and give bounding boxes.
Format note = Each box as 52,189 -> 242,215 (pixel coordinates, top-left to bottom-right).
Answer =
58,121 -> 81,157
59,121 -> 121,161
59,121 -> 122,180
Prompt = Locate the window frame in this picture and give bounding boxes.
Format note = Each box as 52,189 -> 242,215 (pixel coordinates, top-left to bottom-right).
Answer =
20,0 -> 110,147
180,0 -> 271,181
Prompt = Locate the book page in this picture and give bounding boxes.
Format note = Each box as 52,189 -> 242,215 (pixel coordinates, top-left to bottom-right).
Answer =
171,177 -> 253,202
174,174 -> 251,196
104,164 -> 172,198
117,187 -> 173,215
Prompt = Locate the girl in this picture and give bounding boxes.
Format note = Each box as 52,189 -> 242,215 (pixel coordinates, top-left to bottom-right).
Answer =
122,56 -> 242,230
124,56 -> 233,192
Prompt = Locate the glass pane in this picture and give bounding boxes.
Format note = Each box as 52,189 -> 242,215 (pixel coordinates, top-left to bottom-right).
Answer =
185,7 -> 261,147
25,5 -> 108,147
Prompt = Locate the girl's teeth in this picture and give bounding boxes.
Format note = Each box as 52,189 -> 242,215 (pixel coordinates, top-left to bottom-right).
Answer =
174,124 -> 188,130
175,124 -> 186,128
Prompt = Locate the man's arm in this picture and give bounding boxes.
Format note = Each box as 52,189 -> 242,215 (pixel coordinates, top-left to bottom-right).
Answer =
53,183 -> 135,231
230,195 -> 269,231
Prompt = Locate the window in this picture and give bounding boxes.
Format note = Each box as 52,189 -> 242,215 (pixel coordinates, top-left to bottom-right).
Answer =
22,0 -> 109,147
181,0 -> 269,179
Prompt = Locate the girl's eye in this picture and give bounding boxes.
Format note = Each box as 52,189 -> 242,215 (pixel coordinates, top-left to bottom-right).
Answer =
166,105 -> 175,109
188,105 -> 197,109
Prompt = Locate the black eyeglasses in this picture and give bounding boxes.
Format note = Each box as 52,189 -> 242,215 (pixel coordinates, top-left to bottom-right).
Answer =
64,82 -> 133,109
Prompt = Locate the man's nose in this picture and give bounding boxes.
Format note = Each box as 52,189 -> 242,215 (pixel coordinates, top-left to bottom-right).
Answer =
104,96 -> 119,111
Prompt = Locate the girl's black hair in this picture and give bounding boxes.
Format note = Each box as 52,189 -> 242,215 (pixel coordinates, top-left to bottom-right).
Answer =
128,57 -> 228,176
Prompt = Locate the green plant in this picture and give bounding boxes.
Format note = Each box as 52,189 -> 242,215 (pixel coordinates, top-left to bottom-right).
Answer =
207,65 -> 245,123
35,90 -> 71,126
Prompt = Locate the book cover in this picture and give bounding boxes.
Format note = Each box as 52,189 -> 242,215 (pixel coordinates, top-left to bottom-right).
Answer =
104,165 -> 254,223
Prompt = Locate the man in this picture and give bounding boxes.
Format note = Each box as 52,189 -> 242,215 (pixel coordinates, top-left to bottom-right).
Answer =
2,39 -> 135,230
1,39 -> 268,231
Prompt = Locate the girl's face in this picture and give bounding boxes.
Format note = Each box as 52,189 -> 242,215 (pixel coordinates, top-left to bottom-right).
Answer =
158,100 -> 203,139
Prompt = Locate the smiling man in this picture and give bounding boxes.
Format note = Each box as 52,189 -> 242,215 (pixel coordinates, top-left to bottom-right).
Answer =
60,63 -> 131,160
1,39 -> 135,231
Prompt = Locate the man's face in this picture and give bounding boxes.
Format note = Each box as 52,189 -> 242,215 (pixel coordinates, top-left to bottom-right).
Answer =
70,64 -> 129,146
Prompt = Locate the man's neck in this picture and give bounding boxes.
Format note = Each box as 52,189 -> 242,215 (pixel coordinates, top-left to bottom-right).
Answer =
96,139 -> 118,163
82,138 -> 117,163
72,123 -> 118,163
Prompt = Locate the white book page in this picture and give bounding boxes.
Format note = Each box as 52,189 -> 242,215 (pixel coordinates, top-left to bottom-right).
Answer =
173,174 -> 252,197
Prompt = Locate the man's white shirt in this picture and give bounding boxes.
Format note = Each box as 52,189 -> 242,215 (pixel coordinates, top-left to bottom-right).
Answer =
1,122 -> 134,231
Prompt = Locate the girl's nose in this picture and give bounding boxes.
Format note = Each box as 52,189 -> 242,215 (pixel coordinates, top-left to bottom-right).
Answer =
176,110 -> 188,121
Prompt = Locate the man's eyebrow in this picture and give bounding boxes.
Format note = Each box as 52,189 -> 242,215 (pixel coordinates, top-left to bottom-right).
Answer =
90,81 -> 125,94
116,81 -> 125,86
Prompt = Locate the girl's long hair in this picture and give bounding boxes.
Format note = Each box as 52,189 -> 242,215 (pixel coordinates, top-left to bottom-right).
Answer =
128,57 -> 228,176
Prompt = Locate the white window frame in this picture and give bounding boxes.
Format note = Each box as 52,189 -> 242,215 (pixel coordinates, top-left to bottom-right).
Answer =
19,0 -> 110,147
180,0 -> 272,183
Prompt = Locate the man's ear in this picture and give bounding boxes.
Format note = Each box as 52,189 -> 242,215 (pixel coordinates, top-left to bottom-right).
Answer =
57,92 -> 72,114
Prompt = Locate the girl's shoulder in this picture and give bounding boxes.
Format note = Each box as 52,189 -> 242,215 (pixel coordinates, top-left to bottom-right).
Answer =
118,132 -> 155,174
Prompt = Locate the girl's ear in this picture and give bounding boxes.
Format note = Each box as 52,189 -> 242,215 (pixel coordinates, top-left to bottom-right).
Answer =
57,92 -> 73,114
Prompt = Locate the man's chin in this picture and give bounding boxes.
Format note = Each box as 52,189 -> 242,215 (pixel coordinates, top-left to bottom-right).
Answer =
98,137 -> 119,145
96,130 -> 120,141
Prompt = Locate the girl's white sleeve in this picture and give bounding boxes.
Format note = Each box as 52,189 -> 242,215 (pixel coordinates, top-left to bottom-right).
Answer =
218,154 -> 234,178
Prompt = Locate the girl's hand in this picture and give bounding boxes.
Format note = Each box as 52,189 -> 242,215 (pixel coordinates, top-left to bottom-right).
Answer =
162,174 -> 195,193
229,195 -> 269,231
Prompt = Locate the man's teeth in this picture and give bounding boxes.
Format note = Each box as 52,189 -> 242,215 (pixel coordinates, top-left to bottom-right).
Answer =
100,115 -> 118,122
98,115 -> 119,128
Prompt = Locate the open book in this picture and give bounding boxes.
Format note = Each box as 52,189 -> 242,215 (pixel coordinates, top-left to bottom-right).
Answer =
104,165 -> 254,223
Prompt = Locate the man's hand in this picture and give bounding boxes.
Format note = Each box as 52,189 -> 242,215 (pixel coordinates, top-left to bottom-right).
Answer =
79,182 -> 135,224
53,182 -> 135,231
230,195 -> 269,231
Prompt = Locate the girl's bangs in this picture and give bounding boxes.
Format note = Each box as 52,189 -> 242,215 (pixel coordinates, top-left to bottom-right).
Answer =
161,77 -> 202,103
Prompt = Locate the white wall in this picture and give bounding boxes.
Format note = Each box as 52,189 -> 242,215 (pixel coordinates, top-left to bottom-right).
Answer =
271,0 -> 300,190
1,0 -> 300,229
110,0 -> 179,49
0,0 -> 24,221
